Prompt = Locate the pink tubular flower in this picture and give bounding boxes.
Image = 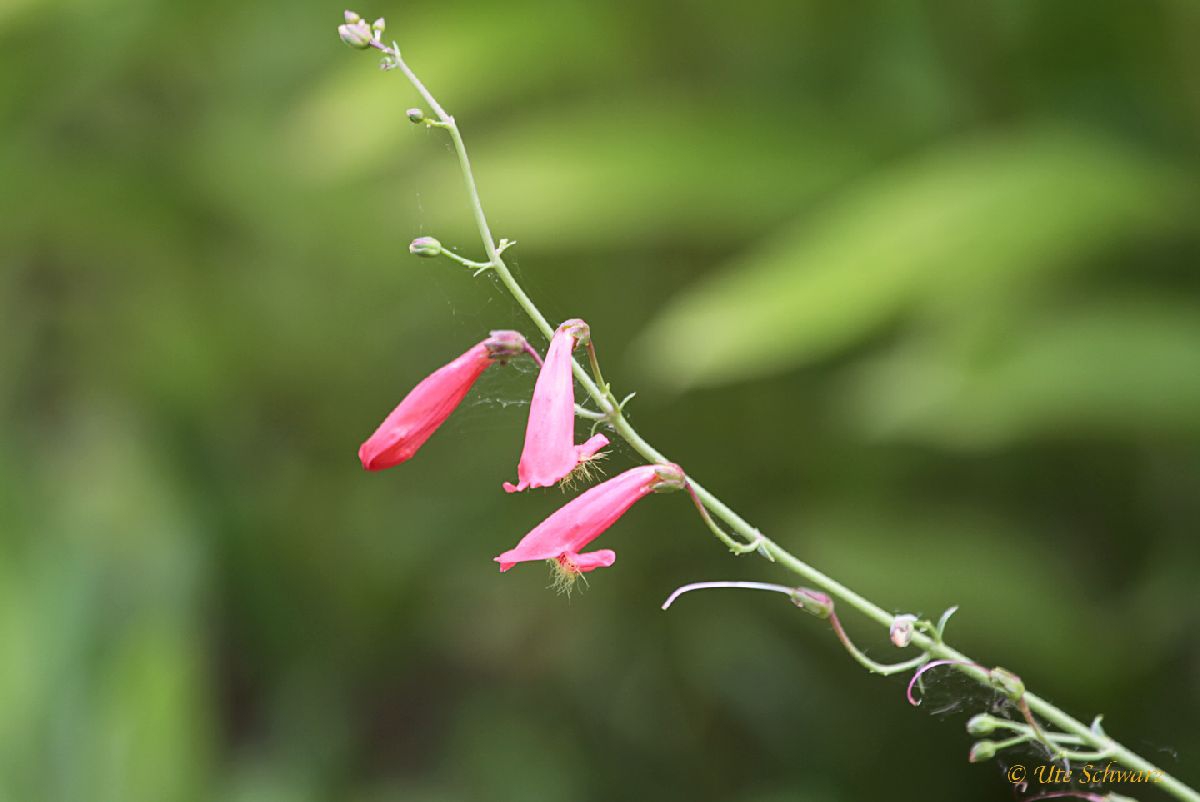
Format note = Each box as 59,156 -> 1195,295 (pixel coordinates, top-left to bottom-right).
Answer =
359,331 -> 527,470
496,463 -> 686,575
503,319 -> 609,492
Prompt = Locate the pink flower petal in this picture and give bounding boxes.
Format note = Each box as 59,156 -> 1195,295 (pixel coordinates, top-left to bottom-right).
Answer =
505,320 -> 608,491
360,333 -> 524,470
561,550 -> 616,572
575,433 -> 610,462
496,464 -> 681,572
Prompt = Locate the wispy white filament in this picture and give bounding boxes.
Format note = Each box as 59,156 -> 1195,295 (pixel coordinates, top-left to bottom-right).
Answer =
661,581 -> 796,610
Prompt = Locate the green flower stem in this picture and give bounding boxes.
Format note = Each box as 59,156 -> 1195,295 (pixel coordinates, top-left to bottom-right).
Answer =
1053,747 -> 1117,762
584,342 -> 606,392
994,734 -> 1036,751
371,41 -> 1199,802
981,717 -> 1089,745
681,482 -> 763,555
583,341 -> 623,415
827,612 -> 931,676
573,404 -> 605,421
438,248 -> 492,273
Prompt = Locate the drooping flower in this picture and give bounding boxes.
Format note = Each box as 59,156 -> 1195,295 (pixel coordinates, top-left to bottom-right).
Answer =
495,463 -> 686,576
503,319 -> 609,492
359,331 -> 527,470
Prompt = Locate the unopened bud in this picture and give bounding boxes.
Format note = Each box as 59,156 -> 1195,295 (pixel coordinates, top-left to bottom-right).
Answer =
484,330 -> 528,361
968,740 -> 997,763
408,236 -> 442,257
890,614 -> 917,648
966,714 -> 996,736
989,667 -> 1025,700
650,464 -> 687,492
372,17 -> 386,34
790,588 -> 833,619
344,10 -> 361,23
338,19 -> 374,49
406,108 -> 426,124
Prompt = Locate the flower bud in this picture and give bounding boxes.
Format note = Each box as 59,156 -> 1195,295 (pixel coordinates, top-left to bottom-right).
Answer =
359,338 -> 503,470
372,17 -> 386,34
989,667 -> 1025,700
407,108 -> 426,124
338,19 -> 374,49
344,10 -> 361,23
409,236 -> 443,257
890,614 -> 917,648
968,740 -> 997,763
966,714 -> 996,736
790,588 -> 833,619
484,330 -> 528,361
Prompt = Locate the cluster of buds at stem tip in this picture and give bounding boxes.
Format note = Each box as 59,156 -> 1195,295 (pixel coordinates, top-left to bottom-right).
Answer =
338,10 -> 384,49
358,331 -> 529,470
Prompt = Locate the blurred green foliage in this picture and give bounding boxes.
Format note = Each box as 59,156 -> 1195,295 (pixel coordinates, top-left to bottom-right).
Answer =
2,0 -> 1198,800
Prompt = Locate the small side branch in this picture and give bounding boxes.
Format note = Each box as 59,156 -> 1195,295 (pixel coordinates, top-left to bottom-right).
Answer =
683,482 -> 766,556
663,581 -> 931,677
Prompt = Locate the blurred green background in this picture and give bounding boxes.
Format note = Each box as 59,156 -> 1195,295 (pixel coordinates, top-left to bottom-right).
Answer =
2,0 -> 1199,800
